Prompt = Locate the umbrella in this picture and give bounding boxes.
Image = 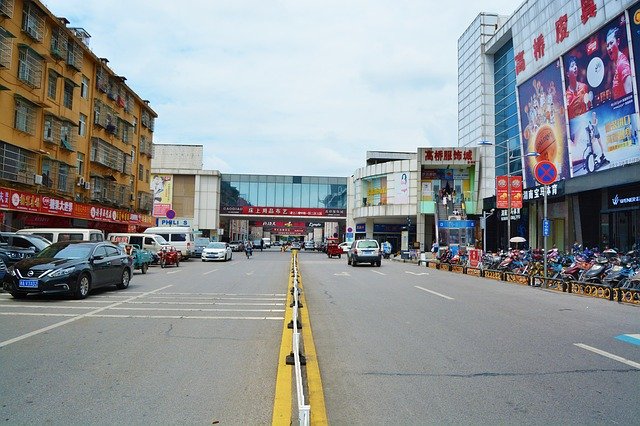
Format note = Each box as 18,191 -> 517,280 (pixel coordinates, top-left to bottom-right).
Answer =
509,236 -> 526,249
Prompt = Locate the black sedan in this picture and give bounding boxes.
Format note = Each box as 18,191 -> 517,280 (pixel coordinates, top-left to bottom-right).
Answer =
3,241 -> 133,299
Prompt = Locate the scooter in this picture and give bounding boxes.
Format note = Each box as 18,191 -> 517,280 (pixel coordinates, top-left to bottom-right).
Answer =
579,256 -> 613,284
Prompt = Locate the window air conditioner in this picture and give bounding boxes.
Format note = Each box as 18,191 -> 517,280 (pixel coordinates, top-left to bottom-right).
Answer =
77,176 -> 85,186
83,182 -> 91,190
34,174 -> 43,185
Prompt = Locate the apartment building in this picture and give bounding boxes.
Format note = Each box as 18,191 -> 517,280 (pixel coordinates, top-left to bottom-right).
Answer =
0,0 -> 156,233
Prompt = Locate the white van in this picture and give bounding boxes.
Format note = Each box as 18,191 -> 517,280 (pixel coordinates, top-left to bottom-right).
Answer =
107,233 -> 169,254
17,228 -> 104,243
143,227 -> 195,259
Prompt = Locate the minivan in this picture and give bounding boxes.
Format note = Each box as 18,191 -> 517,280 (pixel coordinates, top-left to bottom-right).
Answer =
17,228 -> 104,243
107,233 -> 169,255
143,227 -> 195,259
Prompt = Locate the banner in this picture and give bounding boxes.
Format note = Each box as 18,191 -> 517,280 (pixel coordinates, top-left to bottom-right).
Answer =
221,206 -> 346,217
496,176 -> 522,209
562,13 -> 640,176
393,173 -> 410,204
518,60 -> 571,188
151,174 -> 173,217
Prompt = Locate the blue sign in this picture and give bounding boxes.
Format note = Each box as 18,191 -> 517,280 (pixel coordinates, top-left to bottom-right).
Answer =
438,220 -> 475,228
534,161 -> 557,185
355,223 -> 366,232
543,219 -> 551,237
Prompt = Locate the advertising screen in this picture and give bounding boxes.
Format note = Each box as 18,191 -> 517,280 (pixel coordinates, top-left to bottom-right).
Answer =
517,60 -> 571,188
562,13 -> 640,177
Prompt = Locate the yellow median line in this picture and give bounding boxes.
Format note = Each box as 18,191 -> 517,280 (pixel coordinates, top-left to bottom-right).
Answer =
272,252 -> 328,425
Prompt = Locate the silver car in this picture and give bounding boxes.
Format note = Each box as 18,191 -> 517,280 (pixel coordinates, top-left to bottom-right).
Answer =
201,242 -> 232,262
347,239 -> 382,267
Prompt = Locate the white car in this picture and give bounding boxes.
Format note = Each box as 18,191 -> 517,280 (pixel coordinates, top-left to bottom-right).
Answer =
201,242 -> 232,262
339,242 -> 350,253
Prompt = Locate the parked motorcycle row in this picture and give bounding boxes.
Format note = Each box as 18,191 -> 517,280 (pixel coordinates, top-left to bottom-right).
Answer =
437,245 -> 640,292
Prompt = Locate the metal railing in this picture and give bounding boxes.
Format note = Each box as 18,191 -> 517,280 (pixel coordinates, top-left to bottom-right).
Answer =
290,253 -> 310,425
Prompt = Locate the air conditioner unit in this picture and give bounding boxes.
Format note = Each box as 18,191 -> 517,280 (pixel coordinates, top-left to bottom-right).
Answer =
83,182 -> 91,190
129,194 -> 135,202
34,174 -> 43,185
77,177 -> 85,186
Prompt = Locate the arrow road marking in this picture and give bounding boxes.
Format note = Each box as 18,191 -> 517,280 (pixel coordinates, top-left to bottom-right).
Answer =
414,285 -> 454,300
406,271 -> 428,276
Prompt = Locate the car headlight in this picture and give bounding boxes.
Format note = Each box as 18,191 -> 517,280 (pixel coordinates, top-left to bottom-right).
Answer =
48,266 -> 76,277
8,266 -> 16,276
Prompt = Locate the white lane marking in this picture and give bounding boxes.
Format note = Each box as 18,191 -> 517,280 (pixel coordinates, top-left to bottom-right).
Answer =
0,312 -> 284,320
245,272 -> 254,276
574,343 -> 640,369
334,272 -> 350,276
414,285 -> 454,300
203,269 -> 219,275
371,270 -> 386,275
0,285 -> 173,349
167,270 -> 182,274
152,292 -> 287,296
406,271 -> 428,276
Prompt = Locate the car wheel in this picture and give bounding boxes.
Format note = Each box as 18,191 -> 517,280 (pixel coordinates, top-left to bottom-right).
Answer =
347,256 -> 351,265
142,263 -> 148,274
10,292 -> 27,299
117,269 -> 130,290
338,254 -> 341,259
75,274 -> 91,299
176,259 -> 180,267
160,259 -> 166,268
352,259 -> 357,267
376,261 -> 381,267
202,258 -> 205,262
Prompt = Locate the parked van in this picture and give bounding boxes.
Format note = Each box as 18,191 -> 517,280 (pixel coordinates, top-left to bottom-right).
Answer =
107,233 -> 169,254
16,228 -> 104,243
143,227 -> 195,259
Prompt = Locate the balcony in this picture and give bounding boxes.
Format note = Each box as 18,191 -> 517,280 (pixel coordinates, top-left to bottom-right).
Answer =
0,142 -> 37,185
90,177 -> 132,208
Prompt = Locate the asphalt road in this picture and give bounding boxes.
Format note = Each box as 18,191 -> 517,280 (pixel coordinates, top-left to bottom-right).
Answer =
299,252 -> 640,425
0,250 -> 290,425
0,249 -> 638,425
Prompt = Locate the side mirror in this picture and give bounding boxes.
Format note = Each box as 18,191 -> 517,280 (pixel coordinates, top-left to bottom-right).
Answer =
92,254 -> 104,261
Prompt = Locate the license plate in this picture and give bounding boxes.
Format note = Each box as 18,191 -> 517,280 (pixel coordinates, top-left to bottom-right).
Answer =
18,279 -> 38,288
363,250 -> 373,254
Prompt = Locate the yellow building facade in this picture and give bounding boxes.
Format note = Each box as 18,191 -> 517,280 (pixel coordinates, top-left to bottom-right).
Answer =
0,0 -> 155,232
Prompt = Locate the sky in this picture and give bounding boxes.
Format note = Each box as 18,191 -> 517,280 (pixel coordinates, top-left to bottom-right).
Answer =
44,0 -> 520,177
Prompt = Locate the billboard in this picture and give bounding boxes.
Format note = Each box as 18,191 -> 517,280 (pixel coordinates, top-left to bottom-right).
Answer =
562,13 -> 640,176
518,60 -> 571,188
151,174 -> 173,217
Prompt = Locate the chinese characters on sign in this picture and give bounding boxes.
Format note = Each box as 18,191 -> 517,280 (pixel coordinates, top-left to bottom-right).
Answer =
421,148 -> 474,164
496,176 -> 523,209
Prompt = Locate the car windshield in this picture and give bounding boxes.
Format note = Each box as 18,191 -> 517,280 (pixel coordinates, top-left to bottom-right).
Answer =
36,243 -> 93,259
207,242 -> 226,249
357,241 -> 378,249
195,238 -> 210,246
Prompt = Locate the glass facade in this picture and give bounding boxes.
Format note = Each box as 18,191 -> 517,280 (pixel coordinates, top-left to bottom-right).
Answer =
221,174 -> 347,209
493,40 -> 521,178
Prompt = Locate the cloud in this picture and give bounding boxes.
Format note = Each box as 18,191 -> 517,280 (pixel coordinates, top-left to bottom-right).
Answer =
44,0 -> 520,176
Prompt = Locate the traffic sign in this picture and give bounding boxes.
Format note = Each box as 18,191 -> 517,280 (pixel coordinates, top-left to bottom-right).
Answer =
543,219 -> 551,237
166,209 -> 176,219
534,161 -> 557,185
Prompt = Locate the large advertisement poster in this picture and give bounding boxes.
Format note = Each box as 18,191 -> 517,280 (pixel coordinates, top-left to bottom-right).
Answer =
393,173 -> 410,204
562,13 -> 640,176
518,60 -> 571,188
151,174 -> 173,217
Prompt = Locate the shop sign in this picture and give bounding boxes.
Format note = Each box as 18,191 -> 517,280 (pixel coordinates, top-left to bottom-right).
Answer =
522,181 -> 564,201
224,206 -> 346,217
437,220 -> 475,228
10,190 -> 40,212
608,184 -> 640,209
307,222 -> 323,227
355,223 -> 366,232
41,196 -> 74,216
157,217 -> 192,227
420,148 -> 475,165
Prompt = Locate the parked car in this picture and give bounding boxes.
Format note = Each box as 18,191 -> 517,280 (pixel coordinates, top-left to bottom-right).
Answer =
229,241 -> 245,252
304,241 -> 316,250
338,242 -> 350,253
0,232 -> 51,266
347,239 -> 382,267
3,241 -> 133,299
290,241 -> 301,250
16,228 -> 104,243
201,242 -> 233,262
193,237 -> 211,258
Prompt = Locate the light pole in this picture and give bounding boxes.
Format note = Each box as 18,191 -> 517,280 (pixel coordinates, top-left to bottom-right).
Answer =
525,151 -> 548,287
482,208 -> 495,253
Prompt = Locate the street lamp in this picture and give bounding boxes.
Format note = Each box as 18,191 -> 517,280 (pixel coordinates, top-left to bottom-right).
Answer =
482,208 -> 495,253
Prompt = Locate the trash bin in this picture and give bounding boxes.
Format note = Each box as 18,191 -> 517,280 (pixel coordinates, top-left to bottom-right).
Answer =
401,251 -> 410,260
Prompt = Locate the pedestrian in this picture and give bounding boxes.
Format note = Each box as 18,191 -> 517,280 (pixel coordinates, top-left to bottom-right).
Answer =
431,240 -> 438,256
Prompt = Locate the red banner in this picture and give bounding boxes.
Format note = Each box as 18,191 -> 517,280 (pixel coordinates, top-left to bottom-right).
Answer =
0,187 -> 154,227
496,176 -> 523,209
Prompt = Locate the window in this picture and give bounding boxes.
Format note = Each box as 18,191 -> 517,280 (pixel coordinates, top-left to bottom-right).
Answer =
131,147 -> 136,162
93,102 -> 100,124
81,75 -> 89,98
63,80 -> 73,109
133,117 -> 137,134
47,72 -> 57,99
145,169 -> 149,183
14,98 -> 35,134
43,117 -> 53,141
58,163 -> 69,192
60,123 -> 71,150
76,152 -> 84,175
138,164 -> 143,180
79,113 -> 87,136
18,46 -> 42,88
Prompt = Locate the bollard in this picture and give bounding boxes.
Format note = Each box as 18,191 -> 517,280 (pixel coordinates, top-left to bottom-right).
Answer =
286,352 -> 306,365
288,319 -> 302,329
